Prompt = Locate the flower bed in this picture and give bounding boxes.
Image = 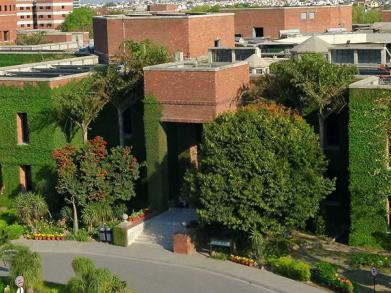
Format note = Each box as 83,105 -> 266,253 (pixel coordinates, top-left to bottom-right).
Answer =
230,255 -> 256,267
32,233 -> 64,240
312,261 -> 354,293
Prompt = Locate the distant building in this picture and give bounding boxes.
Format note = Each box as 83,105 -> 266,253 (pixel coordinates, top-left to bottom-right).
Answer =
93,12 -> 235,63
147,4 -> 178,12
222,5 -> 352,40
0,0 -> 18,43
73,0 -> 80,9
16,0 -> 73,30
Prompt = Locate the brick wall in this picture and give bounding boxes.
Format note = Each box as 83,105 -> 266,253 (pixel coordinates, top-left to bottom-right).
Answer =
0,0 -> 17,42
223,5 -> 352,39
93,14 -> 235,62
147,4 -> 178,12
144,63 -> 249,123
382,10 -> 391,22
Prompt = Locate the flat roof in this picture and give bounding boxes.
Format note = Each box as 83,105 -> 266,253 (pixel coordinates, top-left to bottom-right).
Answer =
221,4 -> 352,10
94,12 -> 234,20
350,76 -> 391,88
330,43 -> 386,49
144,60 -> 248,72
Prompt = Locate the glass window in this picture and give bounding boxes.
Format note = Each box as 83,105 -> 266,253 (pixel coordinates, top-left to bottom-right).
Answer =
330,49 -> 354,64
300,12 -> 307,20
308,12 -> 315,19
357,49 -> 381,64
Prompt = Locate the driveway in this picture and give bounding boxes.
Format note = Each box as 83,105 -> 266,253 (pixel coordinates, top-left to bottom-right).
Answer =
13,240 -> 326,293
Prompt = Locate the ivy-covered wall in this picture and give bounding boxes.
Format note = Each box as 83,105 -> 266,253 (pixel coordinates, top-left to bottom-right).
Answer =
349,87 -> 391,248
0,84 -> 82,208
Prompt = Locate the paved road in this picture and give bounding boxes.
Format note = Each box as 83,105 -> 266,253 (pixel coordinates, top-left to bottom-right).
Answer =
13,240 -> 326,293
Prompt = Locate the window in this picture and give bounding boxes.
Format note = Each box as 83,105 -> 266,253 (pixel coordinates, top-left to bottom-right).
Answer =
0,6 -> 2,11
357,49 -> 381,64
48,15 -> 51,18
62,14 -> 66,17
253,27 -> 264,38
122,108 -> 133,138
21,24 -> 25,28
235,34 -> 242,38
331,49 -> 354,64
39,24 -> 44,27
17,113 -> 29,144
27,24 -> 31,27
39,15 -> 43,18
19,165 -> 32,192
27,15 -> 30,18
26,6 -> 30,10
39,6 -> 43,9
21,15 -> 24,19
4,5 -> 7,11
308,12 -> 315,19
47,23 -> 52,27
214,39 -> 221,48
20,6 -> 23,10
46,6 -> 50,9
300,12 -> 307,20
3,31 -> 9,42
61,5 -> 65,9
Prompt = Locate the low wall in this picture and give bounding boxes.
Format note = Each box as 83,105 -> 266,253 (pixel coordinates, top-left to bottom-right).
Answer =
113,221 -> 145,247
0,41 -> 79,52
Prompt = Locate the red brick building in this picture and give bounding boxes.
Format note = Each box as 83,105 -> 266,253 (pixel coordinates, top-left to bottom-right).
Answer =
144,61 -> 249,123
93,13 -> 235,63
222,5 -> 352,39
0,0 -> 17,42
16,0 -> 73,30
147,4 -> 179,12
382,10 -> 391,22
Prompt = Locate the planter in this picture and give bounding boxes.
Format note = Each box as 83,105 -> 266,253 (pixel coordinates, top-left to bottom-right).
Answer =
173,233 -> 194,254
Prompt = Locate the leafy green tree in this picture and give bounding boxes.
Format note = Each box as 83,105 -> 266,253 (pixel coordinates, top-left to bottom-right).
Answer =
16,31 -> 47,45
97,39 -> 170,145
352,4 -> 381,24
265,53 -> 357,148
53,137 -> 141,233
15,192 -> 49,230
54,73 -> 109,144
60,7 -> 96,35
182,102 -> 334,234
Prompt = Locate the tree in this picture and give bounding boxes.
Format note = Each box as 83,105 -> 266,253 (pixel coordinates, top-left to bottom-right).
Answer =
60,7 -> 96,35
16,31 -> 47,45
182,102 -> 334,234
266,53 -> 357,148
97,39 -> 170,145
54,73 -> 109,144
187,4 -> 220,12
352,4 -> 381,24
53,137 -> 141,233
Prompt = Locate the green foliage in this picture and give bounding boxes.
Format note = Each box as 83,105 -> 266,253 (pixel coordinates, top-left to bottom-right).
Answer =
183,102 -> 334,234
263,235 -> 290,259
112,224 -> 127,247
15,192 -> 48,229
54,74 -> 110,143
210,251 -> 230,260
268,256 -> 311,281
16,31 -> 47,45
349,252 -> 391,268
4,224 -> 25,240
313,261 -> 337,281
250,230 -> 265,264
82,202 -> 114,232
67,229 -> 89,242
352,4 -> 381,24
348,88 -> 391,247
0,54 -> 73,68
60,7 -> 96,35
143,95 -> 168,210
187,4 -> 220,12
2,244 -> 43,291
224,3 -> 260,8
0,84 -> 83,208
67,257 -> 132,293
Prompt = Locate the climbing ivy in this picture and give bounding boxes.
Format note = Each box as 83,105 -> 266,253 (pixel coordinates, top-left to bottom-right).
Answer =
349,88 -> 391,248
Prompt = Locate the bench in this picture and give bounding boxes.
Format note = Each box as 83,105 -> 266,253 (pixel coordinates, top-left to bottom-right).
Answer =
209,239 -> 232,253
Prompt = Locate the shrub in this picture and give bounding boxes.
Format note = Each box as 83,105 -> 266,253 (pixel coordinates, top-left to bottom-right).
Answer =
4,224 -> 25,240
66,229 -> 89,242
264,235 -> 290,259
15,192 -> 48,229
349,252 -> 391,268
268,256 -> 311,281
312,261 -> 354,293
67,257 -> 130,293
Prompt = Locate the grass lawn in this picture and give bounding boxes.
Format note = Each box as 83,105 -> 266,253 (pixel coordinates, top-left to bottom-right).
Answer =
291,232 -> 391,293
0,54 -> 75,67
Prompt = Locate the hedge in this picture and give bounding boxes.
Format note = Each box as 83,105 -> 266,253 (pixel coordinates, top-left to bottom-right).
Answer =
268,256 -> 311,281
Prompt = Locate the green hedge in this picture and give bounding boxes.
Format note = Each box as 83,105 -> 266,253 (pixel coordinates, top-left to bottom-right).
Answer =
0,54 -> 74,67
268,256 -> 311,281
348,88 -> 391,248
0,84 -> 82,208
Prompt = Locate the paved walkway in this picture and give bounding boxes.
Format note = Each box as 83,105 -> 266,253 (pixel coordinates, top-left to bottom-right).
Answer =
13,239 -> 326,293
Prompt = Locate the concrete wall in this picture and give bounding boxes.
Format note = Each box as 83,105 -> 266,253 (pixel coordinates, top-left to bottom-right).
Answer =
223,5 -> 352,39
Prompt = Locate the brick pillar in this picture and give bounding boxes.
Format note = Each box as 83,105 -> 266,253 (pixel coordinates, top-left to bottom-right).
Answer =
173,233 -> 194,254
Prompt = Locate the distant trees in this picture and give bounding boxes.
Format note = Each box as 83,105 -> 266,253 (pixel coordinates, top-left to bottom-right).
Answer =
182,102 -> 334,234
352,4 -> 381,24
60,7 -> 96,35
187,4 -> 220,12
